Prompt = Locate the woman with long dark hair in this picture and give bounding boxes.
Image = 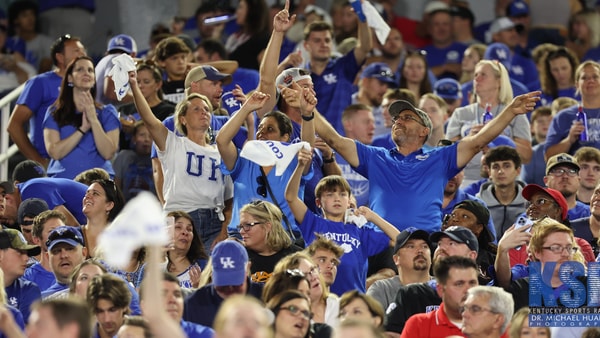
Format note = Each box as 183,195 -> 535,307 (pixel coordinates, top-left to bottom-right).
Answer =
43,55 -> 120,179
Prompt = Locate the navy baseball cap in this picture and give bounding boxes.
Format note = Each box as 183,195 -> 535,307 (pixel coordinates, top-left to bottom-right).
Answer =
211,240 -> 248,287
17,198 -> 49,225
507,1 -> 529,17
433,78 -> 462,100
46,226 -> 84,252
0,181 -> 13,194
107,34 -> 137,54
430,226 -> 479,253
393,227 -> 431,253
13,160 -> 46,183
361,62 -> 396,86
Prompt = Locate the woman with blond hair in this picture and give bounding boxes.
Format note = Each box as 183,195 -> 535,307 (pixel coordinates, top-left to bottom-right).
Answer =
238,200 -> 300,283
509,307 -> 550,338
446,59 -> 532,186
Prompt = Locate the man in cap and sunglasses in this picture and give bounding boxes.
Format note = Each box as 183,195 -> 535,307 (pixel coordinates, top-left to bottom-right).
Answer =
42,226 -> 87,299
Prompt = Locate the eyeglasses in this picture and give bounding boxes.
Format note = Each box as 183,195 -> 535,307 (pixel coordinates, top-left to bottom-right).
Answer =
459,304 -> 497,315
302,265 -> 320,276
542,244 -> 578,255
526,198 -> 556,208
548,168 -> 578,177
236,222 -> 263,232
279,305 -> 312,320
256,176 -> 267,198
392,114 -> 425,126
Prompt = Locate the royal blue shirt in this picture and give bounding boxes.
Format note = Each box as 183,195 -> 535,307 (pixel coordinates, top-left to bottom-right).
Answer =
422,42 -> 467,79
298,211 -> 389,295
545,105 -> 600,155
23,262 -> 56,292
18,178 -> 88,225
5,277 -> 41,322
354,142 -> 461,232
310,51 -> 362,135
15,71 -> 62,158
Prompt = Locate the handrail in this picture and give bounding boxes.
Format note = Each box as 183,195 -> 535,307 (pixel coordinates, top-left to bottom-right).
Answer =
0,83 -> 26,180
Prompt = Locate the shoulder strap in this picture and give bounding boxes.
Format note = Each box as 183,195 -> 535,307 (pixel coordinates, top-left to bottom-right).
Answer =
259,167 -> 296,241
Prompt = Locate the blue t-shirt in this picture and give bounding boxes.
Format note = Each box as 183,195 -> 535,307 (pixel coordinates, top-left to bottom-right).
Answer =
223,67 -> 259,94
539,87 -> 579,107
15,71 -> 63,158
520,143 -> 546,186
23,262 -> 56,292
298,211 -> 389,295
6,277 -> 41,322
181,320 -> 215,338
569,201 -> 591,220
310,51 -> 362,135
545,105 -> 600,154
0,306 -> 24,338
509,53 -> 539,91
422,42 -> 467,79
221,151 -> 313,235
43,104 -> 120,179
354,142 -> 461,232
18,178 -> 88,225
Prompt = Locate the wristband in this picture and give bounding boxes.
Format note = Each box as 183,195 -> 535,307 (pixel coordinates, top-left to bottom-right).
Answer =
301,111 -> 315,121
77,128 -> 85,135
323,152 -> 336,163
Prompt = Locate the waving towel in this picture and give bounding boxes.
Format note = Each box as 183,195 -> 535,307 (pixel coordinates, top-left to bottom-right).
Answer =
108,54 -> 137,101
240,140 -> 310,176
98,192 -> 169,268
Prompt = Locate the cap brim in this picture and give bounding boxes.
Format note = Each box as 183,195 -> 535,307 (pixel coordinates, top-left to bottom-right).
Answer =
389,100 -> 417,118
47,239 -> 79,253
522,184 -> 546,200
0,182 -> 14,194
374,76 -> 397,86
430,231 -> 464,245
202,61 -> 239,76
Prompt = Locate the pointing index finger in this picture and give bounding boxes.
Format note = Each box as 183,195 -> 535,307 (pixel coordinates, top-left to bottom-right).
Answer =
285,0 -> 289,12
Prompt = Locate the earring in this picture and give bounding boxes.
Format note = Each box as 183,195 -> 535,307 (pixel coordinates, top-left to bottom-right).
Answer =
68,82 -> 74,87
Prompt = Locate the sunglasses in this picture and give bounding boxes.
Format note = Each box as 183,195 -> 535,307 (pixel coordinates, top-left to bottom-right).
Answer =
256,176 -> 267,198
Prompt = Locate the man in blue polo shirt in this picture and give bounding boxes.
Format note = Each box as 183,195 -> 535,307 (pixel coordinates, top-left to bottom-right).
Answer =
311,90 -> 540,232
183,240 -> 262,328
42,226 -> 87,299
303,18 -> 372,135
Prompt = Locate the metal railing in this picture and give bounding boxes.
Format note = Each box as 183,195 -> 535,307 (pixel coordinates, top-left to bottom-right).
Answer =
0,84 -> 25,180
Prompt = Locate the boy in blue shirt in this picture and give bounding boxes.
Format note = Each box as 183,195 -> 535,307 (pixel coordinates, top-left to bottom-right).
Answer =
285,147 -> 399,295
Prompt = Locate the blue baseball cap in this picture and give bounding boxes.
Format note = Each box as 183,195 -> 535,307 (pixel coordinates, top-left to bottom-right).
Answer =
211,240 -> 248,287
434,78 -> 462,100
107,34 -> 137,54
361,62 -> 396,86
484,42 -> 513,70
487,135 -> 516,149
46,226 -> 84,252
507,1 -> 529,17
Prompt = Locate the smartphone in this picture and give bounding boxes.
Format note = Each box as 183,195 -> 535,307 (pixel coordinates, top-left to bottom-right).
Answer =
514,215 -> 533,251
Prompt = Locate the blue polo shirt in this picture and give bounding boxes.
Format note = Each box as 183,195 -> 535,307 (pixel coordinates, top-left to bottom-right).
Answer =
6,277 -> 41,322
310,50 -> 362,135
15,71 -> 63,159
23,262 -> 56,292
354,142 -> 461,232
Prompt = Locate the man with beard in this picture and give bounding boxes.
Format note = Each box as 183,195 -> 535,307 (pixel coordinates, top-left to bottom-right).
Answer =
544,153 -> 590,219
366,227 -> 432,313
384,226 -> 480,337
352,63 -> 396,137
42,226 -> 87,299
400,256 -> 479,337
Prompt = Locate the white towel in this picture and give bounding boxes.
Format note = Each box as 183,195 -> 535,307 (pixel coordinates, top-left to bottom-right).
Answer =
239,140 -> 310,176
108,54 -> 137,101
98,192 -> 169,268
363,1 -> 391,45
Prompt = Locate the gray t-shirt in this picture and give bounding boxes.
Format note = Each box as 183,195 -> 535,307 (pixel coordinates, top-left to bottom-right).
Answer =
366,276 -> 402,317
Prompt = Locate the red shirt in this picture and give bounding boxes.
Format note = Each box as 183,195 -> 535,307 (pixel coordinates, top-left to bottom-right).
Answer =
400,303 -> 463,338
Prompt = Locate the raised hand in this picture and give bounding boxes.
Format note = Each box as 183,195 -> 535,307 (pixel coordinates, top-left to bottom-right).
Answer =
280,50 -> 303,69
508,91 -> 541,116
189,264 -> 202,288
241,91 -> 271,112
298,84 -> 317,115
279,83 -> 301,108
297,147 -> 312,166
273,0 -> 296,32
232,84 -> 247,105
